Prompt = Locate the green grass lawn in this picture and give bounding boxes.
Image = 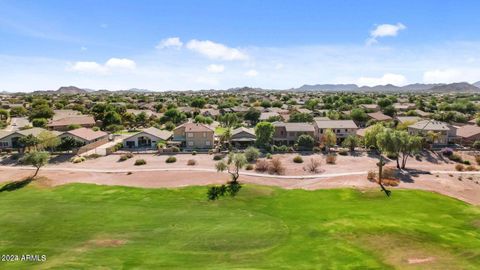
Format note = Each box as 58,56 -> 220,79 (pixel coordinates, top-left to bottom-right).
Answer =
0,183 -> 479,269
214,126 -> 226,135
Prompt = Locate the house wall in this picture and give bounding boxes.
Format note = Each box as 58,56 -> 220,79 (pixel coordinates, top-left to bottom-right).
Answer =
408,127 -> 456,144
123,132 -> 159,148
0,133 -> 24,149
314,125 -> 357,141
185,131 -> 214,149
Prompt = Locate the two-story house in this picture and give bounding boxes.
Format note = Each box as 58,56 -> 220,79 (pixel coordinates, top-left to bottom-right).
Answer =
408,120 -> 456,145
173,123 -> 215,149
272,122 -> 315,145
314,120 -> 358,143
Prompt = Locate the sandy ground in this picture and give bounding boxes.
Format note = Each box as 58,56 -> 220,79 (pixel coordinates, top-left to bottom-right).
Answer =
1,152 -> 479,205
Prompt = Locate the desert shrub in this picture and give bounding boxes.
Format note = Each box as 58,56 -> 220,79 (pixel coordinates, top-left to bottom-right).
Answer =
455,164 -> 465,171
86,153 -> 101,159
245,164 -> 254,170
255,159 -> 269,172
463,160 -> 471,165
273,145 -> 289,153
304,158 -> 321,173
119,153 -> 133,161
473,140 -> 480,150
313,146 -> 321,153
338,149 -> 348,156
213,154 -> 223,161
208,149 -> 213,155
382,166 -> 397,179
268,157 -> 285,175
448,154 -> 463,163
386,152 -> 398,160
475,155 -> 480,165
367,170 -> 376,181
134,159 -> 146,166
187,159 -> 196,166
466,165 -> 477,171
171,146 -> 180,152
326,154 -> 337,164
191,151 -> 197,155
70,156 -> 86,163
382,178 -> 400,186
293,155 -> 303,163
441,147 -> 453,157
166,156 -> 177,163
266,153 -> 272,159
244,146 -> 260,162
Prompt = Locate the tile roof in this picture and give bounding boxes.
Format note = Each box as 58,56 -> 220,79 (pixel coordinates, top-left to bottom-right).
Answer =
456,125 -> 480,138
65,128 -> 108,141
408,120 -> 452,131
314,120 -> 358,129
47,115 -> 96,127
367,112 -> 392,121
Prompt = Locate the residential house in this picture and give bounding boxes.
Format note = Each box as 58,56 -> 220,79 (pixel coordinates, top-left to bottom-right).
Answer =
455,125 -> 480,146
0,128 -> 61,149
272,122 -> 315,145
259,112 -> 282,121
393,103 -> 416,111
314,120 -> 358,143
60,127 -> 108,145
123,127 -> 173,149
396,116 -> 421,124
173,123 -> 215,149
230,127 -> 256,148
408,120 -> 456,145
47,115 -> 96,131
367,112 -> 392,122
360,104 -> 381,112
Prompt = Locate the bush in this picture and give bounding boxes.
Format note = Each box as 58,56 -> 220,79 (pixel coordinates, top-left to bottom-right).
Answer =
476,155 -> 480,165
255,159 -> 269,172
213,154 -> 223,161
441,147 -> 454,157
70,156 -> 86,163
382,178 -> 400,186
386,152 -> 398,160
367,170 -> 376,182
266,153 -> 272,159
119,153 -> 133,162
466,165 -> 477,171
171,146 -> 180,152
134,159 -> 146,166
268,157 -> 285,175
455,164 -> 465,171
473,140 -> 480,150
382,166 -> 397,179
326,154 -> 336,164
187,159 -> 196,166
296,134 -> 315,151
338,149 -> 348,156
244,146 -> 260,162
192,151 -> 197,155
304,158 -> 321,173
166,156 -> 177,163
313,146 -> 321,153
293,155 -> 303,163
448,154 -> 463,163
463,160 -> 471,165
245,164 -> 254,170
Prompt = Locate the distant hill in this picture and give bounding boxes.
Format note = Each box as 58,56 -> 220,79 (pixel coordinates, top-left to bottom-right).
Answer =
33,86 -> 88,95
427,82 -> 480,92
292,82 -> 480,92
296,84 -> 358,91
473,81 -> 480,88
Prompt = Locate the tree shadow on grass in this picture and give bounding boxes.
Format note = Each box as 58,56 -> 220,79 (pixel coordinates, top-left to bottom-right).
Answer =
0,177 -> 33,192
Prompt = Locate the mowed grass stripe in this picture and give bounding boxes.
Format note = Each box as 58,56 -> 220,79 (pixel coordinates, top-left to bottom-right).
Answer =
0,184 -> 478,269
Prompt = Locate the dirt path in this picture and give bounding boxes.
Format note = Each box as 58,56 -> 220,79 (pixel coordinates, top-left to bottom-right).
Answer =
1,166 -> 479,205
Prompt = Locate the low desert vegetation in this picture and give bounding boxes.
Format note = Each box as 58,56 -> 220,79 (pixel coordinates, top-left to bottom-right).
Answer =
268,157 -> 285,175
293,155 -> 303,163
326,154 -> 337,164
255,159 -> 269,172
244,146 -> 260,162
213,154 -> 223,161
304,158 -> 322,173
119,153 -> 134,162
134,159 -> 147,166
70,156 -> 86,163
166,156 -> 177,163
187,159 -> 196,166
455,164 -> 465,171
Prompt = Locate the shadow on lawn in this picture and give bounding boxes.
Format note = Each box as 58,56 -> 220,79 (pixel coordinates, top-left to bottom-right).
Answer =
0,177 -> 33,192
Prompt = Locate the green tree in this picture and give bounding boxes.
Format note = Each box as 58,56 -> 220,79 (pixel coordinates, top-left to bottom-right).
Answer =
321,129 -> 336,152
18,134 -> 40,152
350,108 -> 368,122
103,110 -> 122,127
255,121 -> 274,148
216,153 -> 247,184
219,113 -> 239,128
342,135 -> 359,152
382,105 -> 396,117
32,118 -> 48,127
0,109 -> 9,121
289,112 -> 313,123
21,151 -> 50,178
244,108 -> 261,124
305,99 -> 319,110
297,134 -> 315,151
37,131 -> 60,152
10,106 -> 28,117
29,104 -> 54,121
191,97 -> 207,108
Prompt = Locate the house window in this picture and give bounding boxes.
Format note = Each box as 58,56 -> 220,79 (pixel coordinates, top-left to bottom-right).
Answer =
205,140 -> 211,146
320,129 -> 323,134
345,129 -> 348,132
187,133 -> 193,138
188,141 -> 194,146
0,141 -> 7,147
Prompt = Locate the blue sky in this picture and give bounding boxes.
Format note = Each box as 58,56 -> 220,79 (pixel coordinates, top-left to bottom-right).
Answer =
1,0 -> 480,91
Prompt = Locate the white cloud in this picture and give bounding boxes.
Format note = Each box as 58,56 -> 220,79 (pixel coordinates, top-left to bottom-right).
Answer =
105,58 -> 136,69
357,73 -> 407,86
244,69 -> 258,77
156,37 -> 183,49
275,63 -> 284,70
70,58 -> 136,75
422,68 -> 480,83
206,64 -> 225,73
70,61 -> 107,74
186,39 -> 248,61
367,23 -> 406,45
